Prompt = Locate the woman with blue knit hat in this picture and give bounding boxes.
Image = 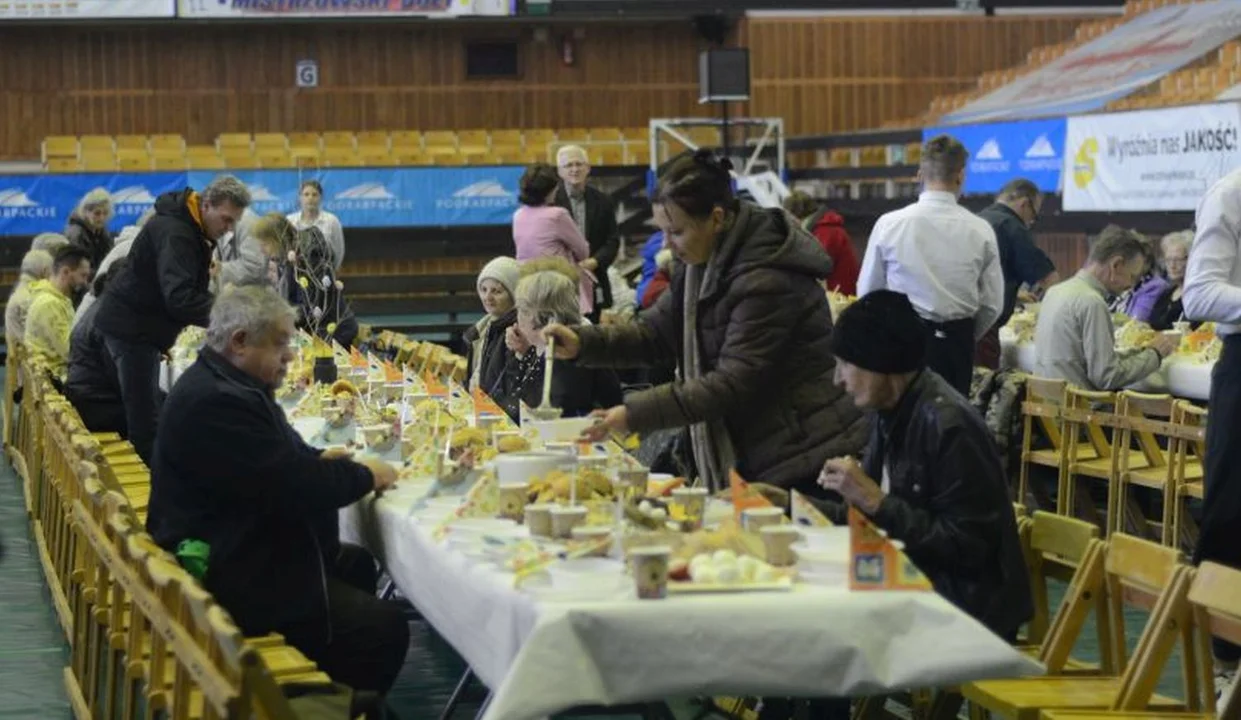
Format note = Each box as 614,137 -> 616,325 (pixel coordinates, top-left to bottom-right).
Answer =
819,289 -> 1032,640
464,256 -> 520,393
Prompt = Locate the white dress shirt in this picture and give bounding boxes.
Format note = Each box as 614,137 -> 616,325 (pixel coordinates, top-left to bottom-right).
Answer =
288,209 -> 346,271
858,190 -> 1004,340
1183,168 -> 1241,336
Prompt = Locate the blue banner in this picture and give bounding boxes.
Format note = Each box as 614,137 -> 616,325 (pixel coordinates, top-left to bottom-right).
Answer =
0,166 -> 526,236
922,117 -> 1066,196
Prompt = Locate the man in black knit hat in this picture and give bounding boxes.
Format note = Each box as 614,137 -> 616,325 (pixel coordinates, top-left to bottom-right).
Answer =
818,289 -> 1032,641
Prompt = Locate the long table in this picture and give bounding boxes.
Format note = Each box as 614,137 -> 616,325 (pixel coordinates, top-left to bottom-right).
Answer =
999,333 -> 1212,401
337,482 -> 1041,720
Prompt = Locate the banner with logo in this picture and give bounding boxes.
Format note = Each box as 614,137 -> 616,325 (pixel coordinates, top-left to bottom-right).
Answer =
0,166 -> 523,235
0,0 -> 173,18
943,0 -> 1241,124
1063,102 -> 1241,212
922,117 -> 1066,195
176,0 -> 510,18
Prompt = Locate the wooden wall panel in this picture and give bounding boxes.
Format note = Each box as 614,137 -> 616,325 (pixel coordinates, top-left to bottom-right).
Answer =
0,14 -> 1096,160
747,15 -> 1089,135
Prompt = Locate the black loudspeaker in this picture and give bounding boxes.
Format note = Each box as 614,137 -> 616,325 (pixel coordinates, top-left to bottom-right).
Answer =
698,48 -> 750,103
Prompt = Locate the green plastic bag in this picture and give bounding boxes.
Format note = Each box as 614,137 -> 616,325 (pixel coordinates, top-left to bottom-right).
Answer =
175,539 -> 210,581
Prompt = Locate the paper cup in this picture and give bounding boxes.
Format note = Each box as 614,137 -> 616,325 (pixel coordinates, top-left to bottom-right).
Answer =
498,482 -> 530,521
628,545 -> 672,600
761,525 -> 802,567
670,486 -> 709,530
549,505 -> 588,539
570,526 -> 613,557
617,468 -> 649,501
742,506 -> 786,532
524,503 -> 555,537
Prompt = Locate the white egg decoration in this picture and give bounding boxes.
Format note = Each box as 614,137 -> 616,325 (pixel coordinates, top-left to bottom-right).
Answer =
715,563 -> 740,584
738,555 -> 761,583
638,500 -> 653,513
649,507 -> 668,520
692,564 -> 719,584
689,554 -> 712,576
712,549 -> 737,565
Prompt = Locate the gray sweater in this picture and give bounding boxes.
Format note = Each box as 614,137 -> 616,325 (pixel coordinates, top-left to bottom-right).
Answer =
1033,271 -> 1161,391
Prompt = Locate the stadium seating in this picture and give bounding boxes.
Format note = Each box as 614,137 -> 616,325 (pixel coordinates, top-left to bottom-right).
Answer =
39,127 -> 666,173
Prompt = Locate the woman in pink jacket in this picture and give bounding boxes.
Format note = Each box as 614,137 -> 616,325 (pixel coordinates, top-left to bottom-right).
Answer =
512,163 -> 594,314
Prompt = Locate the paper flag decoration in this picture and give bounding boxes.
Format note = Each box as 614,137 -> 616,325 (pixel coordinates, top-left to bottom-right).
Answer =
382,361 -> 403,384
791,490 -> 834,527
472,387 -> 505,421
847,506 -> 933,592
422,371 -> 448,397
432,471 -> 499,541
730,469 -> 773,521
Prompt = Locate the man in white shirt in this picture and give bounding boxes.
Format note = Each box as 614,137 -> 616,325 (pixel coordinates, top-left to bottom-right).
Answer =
1181,167 -> 1241,699
857,134 -> 1003,396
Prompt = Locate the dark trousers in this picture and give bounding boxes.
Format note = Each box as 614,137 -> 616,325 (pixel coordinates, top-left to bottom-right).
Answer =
1200,336 -> 1241,664
101,334 -> 163,465
278,544 -> 409,696
66,390 -> 128,437
923,317 -> 976,396
974,324 -> 1002,370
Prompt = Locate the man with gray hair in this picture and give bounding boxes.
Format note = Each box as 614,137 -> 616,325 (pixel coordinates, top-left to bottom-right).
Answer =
93,174 -> 251,463
146,285 -> 407,699
858,134 -> 1004,395
554,145 -> 620,322
1033,224 -> 1177,391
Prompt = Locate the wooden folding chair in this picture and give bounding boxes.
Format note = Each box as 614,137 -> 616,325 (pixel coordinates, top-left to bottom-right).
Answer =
1168,402 -> 1207,553
1061,388 -> 1148,534
1018,378 -> 1082,509
1112,392 -> 1190,543
961,534 -> 1191,720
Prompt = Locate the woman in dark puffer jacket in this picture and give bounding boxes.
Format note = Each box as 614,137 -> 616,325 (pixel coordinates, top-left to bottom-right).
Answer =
544,151 -> 868,495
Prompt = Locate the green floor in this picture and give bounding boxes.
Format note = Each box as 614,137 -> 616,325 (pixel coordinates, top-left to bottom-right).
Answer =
0,456 -> 1185,719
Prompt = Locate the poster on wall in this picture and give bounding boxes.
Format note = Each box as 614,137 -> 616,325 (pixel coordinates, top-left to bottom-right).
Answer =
922,117 -> 1066,195
0,0 -> 174,18
942,0 -> 1241,124
176,0 -> 509,18
1062,102 -> 1241,212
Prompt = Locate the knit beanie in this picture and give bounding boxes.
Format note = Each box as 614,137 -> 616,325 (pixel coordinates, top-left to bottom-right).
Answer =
829,290 -> 927,374
477,256 -> 520,298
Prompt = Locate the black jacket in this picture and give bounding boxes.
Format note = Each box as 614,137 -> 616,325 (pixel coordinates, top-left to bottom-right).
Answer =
817,371 -> 1033,638
93,189 -> 216,351
463,308 -> 516,395
65,301 -> 120,404
146,347 -> 374,641
492,345 -> 623,424
65,213 -> 114,275
555,184 -> 620,310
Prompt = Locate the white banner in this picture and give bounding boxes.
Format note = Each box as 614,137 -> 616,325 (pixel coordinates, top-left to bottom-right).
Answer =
0,0 -> 173,18
176,0 -> 509,18
1063,102 -> 1241,212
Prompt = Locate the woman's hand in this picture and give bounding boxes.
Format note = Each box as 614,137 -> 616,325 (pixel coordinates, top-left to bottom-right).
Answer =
580,405 -> 628,442
541,323 -> 581,360
505,325 -> 530,355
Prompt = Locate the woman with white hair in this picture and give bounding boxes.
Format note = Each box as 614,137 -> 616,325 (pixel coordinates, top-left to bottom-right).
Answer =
5,249 -> 54,342
64,187 -> 115,273
31,232 -> 70,254
1149,229 -> 1199,331
492,258 -> 621,422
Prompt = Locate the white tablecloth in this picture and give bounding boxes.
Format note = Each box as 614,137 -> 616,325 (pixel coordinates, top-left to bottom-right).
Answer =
338,485 -> 1041,720
999,337 -> 1212,401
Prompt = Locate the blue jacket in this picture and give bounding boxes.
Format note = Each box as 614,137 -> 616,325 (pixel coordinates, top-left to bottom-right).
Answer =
634,231 -> 665,306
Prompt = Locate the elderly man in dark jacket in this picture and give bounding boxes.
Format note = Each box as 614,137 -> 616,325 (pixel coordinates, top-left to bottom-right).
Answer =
546,161 -> 868,494
554,145 -> 620,321
819,289 -> 1032,640
147,285 -> 408,697
93,175 -> 250,463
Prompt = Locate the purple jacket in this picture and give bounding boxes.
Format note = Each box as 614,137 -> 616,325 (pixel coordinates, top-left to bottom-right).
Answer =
1125,275 -> 1171,323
